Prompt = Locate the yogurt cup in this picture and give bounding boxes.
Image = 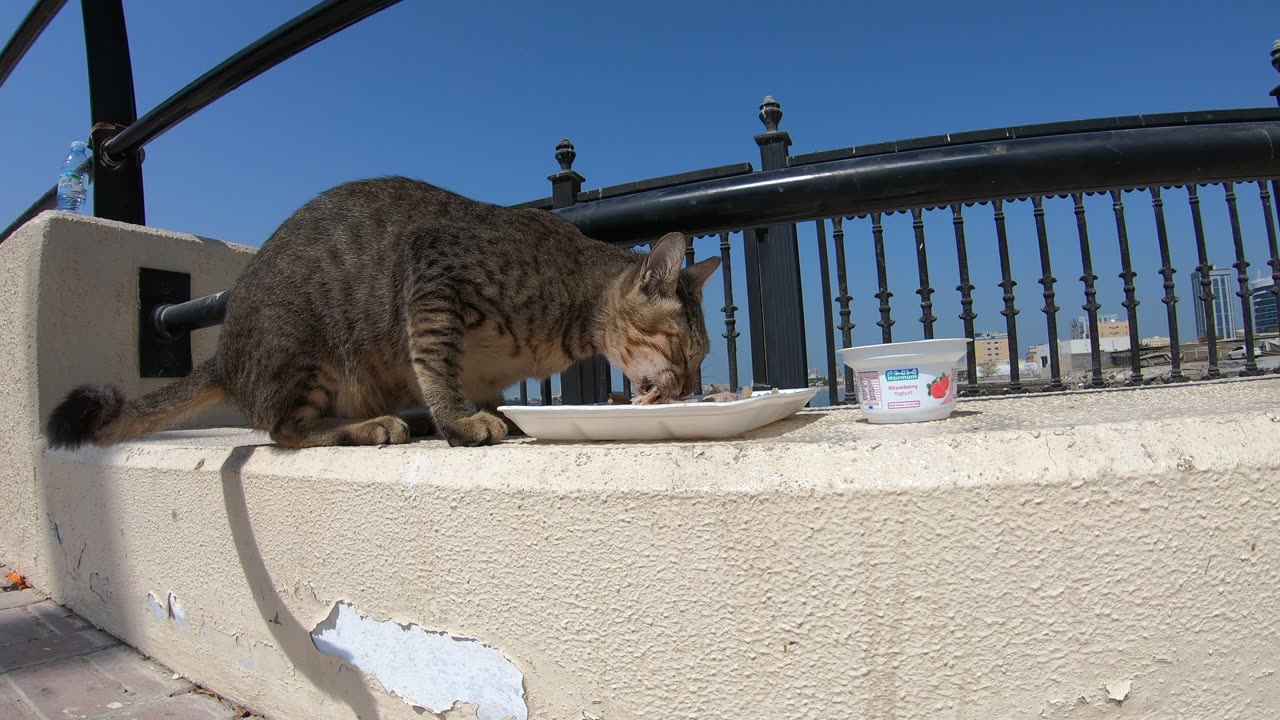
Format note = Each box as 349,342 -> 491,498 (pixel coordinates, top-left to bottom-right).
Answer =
836,338 -> 971,424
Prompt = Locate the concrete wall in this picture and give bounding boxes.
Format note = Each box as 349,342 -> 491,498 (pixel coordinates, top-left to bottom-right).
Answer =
4,216 -> 1280,719
0,212 -> 254,581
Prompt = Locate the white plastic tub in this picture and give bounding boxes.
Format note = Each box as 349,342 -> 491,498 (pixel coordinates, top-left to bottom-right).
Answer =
498,388 -> 819,441
835,338 -> 971,424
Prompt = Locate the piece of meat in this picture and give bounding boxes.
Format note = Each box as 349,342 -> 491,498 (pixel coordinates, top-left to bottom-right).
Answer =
607,389 -> 747,405
631,387 -> 663,405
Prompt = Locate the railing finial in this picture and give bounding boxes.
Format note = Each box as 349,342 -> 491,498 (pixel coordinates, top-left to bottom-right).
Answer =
759,96 -> 783,133
555,137 -> 576,173
1271,39 -> 1280,73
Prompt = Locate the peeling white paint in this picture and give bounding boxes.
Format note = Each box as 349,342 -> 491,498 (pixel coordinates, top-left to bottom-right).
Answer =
310,602 -> 525,720
89,572 -> 111,601
146,592 -> 167,621
167,593 -> 190,635
146,592 -> 192,636
1107,679 -> 1132,703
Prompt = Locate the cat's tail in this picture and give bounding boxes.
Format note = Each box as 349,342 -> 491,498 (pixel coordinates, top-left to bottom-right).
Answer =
45,358 -> 225,450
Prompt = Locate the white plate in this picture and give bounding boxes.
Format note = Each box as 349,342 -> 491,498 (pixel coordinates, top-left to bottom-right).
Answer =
498,387 -> 820,441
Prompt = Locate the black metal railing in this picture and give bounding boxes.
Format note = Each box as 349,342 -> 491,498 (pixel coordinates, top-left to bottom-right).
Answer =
3,2 -> 1279,409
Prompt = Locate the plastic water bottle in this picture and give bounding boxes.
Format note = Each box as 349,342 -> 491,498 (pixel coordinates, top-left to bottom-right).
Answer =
56,141 -> 91,212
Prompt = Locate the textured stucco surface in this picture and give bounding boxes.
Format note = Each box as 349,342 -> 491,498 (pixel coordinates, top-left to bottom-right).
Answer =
0,212 -> 254,582
23,378 -> 1280,720
3,215 -> 1280,719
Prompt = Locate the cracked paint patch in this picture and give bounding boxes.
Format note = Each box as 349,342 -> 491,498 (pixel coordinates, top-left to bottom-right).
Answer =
167,593 -> 190,635
146,592 -> 167,620
310,601 -> 526,720
1107,679 -> 1132,704
145,592 -> 192,636
89,572 -> 111,601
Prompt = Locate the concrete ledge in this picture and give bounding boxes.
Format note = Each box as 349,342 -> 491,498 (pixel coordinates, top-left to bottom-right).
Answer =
30,378 -> 1280,719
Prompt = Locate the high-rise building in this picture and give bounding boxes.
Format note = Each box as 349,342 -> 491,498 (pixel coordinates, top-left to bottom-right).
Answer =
1251,276 -> 1278,334
1190,268 -> 1239,341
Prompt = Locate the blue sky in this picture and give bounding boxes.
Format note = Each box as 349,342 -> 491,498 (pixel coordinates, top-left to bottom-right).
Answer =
3,0 -> 1278,395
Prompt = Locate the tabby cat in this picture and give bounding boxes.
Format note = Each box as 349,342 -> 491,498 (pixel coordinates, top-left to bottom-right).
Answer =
46,177 -> 720,448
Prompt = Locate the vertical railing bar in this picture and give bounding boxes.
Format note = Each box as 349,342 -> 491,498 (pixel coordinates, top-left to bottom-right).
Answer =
832,218 -> 855,395
1188,185 -> 1221,379
519,380 -> 528,406
993,199 -> 1022,392
815,219 -> 839,406
1225,181 -> 1259,375
1260,180 -> 1280,374
911,207 -> 936,339
1073,192 -> 1105,388
684,239 -> 702,394
743,227 -> 766,385
541,378 -> 553,406
1150,186 -> 1185,382
1110,189 -> 1143,386
1032,196 -> 1063,390
719,231 -> 740,392
952,203 -> 979,394
872,211 -> 894,344
81,0 -> 145,224
622,376 -> 632,398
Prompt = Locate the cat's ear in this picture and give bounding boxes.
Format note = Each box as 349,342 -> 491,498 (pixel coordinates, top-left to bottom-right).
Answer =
682,256 -> 721,292
639,232 -> 687,296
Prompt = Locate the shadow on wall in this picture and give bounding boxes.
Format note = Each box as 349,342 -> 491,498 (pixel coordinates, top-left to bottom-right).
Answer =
219,446 -> 383,720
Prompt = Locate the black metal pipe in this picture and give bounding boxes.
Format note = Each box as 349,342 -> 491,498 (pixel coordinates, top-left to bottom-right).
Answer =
0,0 -> 66,89
150,291 -> 229,340
149,119 -> 1280,339
554,120 -> 1280,244
100,0 -> 402,160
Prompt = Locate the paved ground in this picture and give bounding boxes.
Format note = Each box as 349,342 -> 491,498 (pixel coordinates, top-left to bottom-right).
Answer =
1,583 -> 260,720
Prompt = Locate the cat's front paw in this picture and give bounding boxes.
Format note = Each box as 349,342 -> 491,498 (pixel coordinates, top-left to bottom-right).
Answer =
441,411 -> 509,447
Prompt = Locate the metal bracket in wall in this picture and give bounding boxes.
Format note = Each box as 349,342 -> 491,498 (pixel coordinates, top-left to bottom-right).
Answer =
138,267 -> 191,378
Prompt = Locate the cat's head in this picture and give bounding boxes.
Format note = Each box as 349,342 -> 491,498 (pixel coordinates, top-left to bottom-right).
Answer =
602,232 -> 721,402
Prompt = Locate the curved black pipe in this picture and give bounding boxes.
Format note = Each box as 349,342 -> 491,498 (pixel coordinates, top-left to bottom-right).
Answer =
151,119 -> 1280,338
555,120 -> 1280,244
101,0 -> 402,160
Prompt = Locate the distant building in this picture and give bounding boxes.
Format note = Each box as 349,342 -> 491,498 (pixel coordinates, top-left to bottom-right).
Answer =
1097,318 -> 1129,339
1068,313 -> 1124,340
974,331 -> 1009,367
1190,268 -> 1239,340
1251,276 -> 1278,334
1030,337 -> 1132,373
